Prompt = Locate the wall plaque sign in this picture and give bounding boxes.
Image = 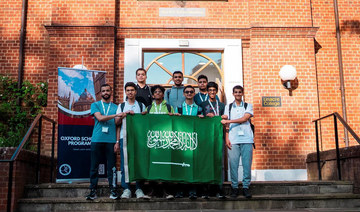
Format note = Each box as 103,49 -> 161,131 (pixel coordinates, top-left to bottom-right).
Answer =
262,96 -> 282,107
159,8 -> 206,17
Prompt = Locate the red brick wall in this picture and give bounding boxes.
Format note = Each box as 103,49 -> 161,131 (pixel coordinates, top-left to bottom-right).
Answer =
0,1 -> 22,79
250,35 -> 318,169
0,0 -> 359,171
312,0 -> 360,150
0,148 -> 54,212
120,0 -> 249,28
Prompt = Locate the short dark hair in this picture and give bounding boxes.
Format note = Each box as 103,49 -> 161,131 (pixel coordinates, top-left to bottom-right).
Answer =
183,85 -> 195,92
100,84 -> 112,90
173,71 -> 183,77
124,82 -> 137,91
207,82 -> 218,92
151,85 -> 165,95
233,85 -> 244,93
197,75 -> 208,82
136,68 -> 146,75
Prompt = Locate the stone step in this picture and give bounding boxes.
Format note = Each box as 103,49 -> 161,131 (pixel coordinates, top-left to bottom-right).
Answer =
23,181 -> 354,198
17,193 -> 360,212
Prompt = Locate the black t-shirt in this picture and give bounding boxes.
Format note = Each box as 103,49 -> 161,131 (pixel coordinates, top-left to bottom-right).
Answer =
200,100 -> 225,116
135,84 -> 152,107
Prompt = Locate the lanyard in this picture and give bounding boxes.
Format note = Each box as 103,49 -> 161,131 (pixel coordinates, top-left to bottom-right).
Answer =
183,102 -> 194,116
101,101 -> 111,116
208,99 -> 219,116
199,93 -> 208,102
153,102 -> 160,114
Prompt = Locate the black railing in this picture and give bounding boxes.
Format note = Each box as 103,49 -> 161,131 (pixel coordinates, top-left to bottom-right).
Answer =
0,114 -> 56,212
313,112 -> 360,181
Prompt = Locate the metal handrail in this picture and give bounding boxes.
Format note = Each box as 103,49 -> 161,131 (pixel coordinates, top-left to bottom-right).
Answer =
312,112 -> 360,181
0,113 -> 56,212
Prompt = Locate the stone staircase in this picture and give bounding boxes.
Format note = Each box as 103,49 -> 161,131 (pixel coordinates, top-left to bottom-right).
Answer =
17,181 -> 360,211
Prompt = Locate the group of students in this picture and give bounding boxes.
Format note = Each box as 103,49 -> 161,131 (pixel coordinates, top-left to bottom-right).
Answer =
86,68 -> 254,201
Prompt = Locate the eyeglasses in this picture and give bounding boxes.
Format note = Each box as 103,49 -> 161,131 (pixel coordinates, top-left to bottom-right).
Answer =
184,90 -> 194,94
153,90 -> 163,94
208,89 -> 217,93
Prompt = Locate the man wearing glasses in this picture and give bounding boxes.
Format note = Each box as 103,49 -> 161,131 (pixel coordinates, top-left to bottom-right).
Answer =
200,82 -> 225,117
194,75 -> 220,106
176,85 -> 202,116
199,81 -> 226,199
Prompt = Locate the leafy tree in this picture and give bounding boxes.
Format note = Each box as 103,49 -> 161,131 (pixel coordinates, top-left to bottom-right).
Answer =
0,76 -> 48,147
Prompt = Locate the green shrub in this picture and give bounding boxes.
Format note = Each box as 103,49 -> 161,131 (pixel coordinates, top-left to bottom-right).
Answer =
0,76 -> 48,147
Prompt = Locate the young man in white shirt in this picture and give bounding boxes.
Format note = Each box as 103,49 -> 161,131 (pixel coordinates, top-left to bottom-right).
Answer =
116,82 -> 149,199
221,85 -> 254,199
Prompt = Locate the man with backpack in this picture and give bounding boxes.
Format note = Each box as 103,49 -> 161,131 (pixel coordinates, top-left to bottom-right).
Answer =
148,85 -> 174,114
116,82 -> 148,199
221,85 -> 254,199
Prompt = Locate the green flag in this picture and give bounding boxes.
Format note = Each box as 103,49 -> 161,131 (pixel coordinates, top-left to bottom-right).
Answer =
123,114 -> 223,184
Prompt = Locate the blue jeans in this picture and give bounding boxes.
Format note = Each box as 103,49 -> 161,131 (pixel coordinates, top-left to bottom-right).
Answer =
120,139 -> 141,190
228,143 -> 253,189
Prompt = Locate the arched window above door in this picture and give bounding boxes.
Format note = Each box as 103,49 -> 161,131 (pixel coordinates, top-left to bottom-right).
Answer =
143,51 -> 223,87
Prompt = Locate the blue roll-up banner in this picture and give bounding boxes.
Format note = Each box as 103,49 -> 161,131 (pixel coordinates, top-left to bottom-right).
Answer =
57,67 -> 107,182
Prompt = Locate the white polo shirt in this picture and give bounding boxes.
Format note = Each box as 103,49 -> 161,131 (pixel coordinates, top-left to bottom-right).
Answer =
224,101 -> 254,144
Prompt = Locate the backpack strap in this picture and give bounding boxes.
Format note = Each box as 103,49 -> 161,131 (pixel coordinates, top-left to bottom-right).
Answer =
166,104 -> 172,113
177,107 -> 183,114
147,104 -> 152,113
120,102 -> 125,112
228,103 -> 233,120
138,102 -> 143,112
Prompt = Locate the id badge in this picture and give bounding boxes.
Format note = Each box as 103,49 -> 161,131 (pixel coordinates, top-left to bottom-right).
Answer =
238,130 -> 245,136
102,126 -> 109,133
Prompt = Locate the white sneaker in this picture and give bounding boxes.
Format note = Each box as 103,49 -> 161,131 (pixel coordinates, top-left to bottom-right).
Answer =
166,194 -> 174,200
135,189 -> 150,199
121,189 -> 131,199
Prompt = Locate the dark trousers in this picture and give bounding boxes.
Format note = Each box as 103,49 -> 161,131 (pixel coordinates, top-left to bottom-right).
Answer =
89,142 -> 117,190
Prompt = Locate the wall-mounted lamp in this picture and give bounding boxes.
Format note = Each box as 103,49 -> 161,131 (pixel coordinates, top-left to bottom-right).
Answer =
279,65 -> 298,96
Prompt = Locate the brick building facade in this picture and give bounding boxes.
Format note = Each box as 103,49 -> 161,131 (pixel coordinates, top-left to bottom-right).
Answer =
1,0 -> 359,180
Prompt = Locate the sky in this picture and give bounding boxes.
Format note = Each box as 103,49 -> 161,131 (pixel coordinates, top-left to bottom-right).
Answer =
58,68 -> 96,108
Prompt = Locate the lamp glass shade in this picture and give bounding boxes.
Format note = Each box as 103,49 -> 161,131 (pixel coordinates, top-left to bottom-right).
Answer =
279,65 -> 297,81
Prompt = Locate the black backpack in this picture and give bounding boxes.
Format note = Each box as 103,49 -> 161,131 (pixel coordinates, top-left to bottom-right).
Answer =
229,102 -> 255,149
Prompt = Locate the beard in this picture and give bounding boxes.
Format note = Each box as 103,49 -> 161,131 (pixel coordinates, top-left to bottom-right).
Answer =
102,94 -> 111,100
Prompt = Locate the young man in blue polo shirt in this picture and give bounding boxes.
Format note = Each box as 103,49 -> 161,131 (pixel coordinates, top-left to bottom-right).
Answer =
221,85 -> 254,199
86,84 -> 124,200
116,82 -> 149,199
165,71 -> 185,109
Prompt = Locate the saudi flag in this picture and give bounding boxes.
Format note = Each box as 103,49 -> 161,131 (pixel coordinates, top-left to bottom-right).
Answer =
123,114 -> 223,184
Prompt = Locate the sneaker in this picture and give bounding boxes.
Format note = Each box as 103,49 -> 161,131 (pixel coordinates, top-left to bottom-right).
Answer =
135,189 -> 150,199
121,188 -> 131,199
175,191 -> 184,198
243,188 -> 252,199
86,189 -> 97,200
189,192 -> 197,200
166,194 -> 174,200
216,192 -> 226,200
201,195 -> 209,199
230,188 -> 239,198
110,189 -> 119,200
